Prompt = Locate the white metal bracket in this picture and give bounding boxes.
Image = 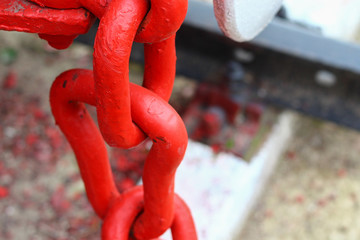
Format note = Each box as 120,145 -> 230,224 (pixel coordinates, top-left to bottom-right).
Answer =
213,0 -> 283,42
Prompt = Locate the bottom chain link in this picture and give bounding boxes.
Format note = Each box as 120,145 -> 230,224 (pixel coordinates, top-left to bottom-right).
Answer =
102,186 -> 197,240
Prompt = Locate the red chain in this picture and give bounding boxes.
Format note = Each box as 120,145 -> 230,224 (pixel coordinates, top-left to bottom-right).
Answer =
1,0 -> 196,239
50,67 -> 189,238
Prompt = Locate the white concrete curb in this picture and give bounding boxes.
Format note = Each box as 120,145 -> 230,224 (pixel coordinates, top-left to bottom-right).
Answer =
162,111 -> 295,239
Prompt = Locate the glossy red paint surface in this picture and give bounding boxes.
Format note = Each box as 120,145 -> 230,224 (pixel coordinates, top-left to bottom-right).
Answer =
38,34 -> 78,50
134,0 -> 188,43
93,0 -> 149,149
94,0 -> 177,149
50,69 -> 118,219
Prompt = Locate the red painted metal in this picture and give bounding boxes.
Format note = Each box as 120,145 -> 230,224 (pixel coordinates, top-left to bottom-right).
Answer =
1,0 -> 195,238
93,0 -> 149,149
50,67 -> 188,238
28,0 -> 107,18
143,35 -> 177,102
94,0 -> 178,149
0,0 -> 95,49
28,0 -> 83,8
92,1 -> 188,236
102,186 -> 197,240
50,69 -> 117,218
38,34 -> 78,50
0,0 -> 95,35
134,0 -> 188,43
28,0 -> 188,43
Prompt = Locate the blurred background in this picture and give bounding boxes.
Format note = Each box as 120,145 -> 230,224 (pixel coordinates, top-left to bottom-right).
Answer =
1,0 -> 360,239
283,0 -> 360,43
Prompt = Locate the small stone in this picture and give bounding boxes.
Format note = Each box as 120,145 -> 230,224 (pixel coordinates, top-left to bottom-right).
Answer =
0,186 -> 9,198
2,70 -> 17,89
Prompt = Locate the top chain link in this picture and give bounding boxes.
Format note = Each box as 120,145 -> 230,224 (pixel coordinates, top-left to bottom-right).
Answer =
28,0 -> 188,43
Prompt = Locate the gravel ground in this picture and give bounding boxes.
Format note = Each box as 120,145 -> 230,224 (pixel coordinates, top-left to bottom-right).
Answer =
0,32 -> 148,239
240,114 -> 360,240
0,32 -> 102,240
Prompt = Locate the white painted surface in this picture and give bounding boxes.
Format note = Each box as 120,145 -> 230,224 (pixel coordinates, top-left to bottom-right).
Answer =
213,0 -> 282,42
161,112 -> 295,239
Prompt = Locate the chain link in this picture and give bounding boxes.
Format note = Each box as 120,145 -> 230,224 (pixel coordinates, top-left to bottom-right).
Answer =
102,186 -> 197,240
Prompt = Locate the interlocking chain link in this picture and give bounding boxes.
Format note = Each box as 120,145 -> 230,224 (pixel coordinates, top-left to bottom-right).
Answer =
1,0 -> 197,239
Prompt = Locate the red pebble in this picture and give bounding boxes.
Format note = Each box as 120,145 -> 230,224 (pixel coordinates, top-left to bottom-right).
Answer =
0,161 -> 4,172
45,127 -> 63,149
0,186 -> 9,198
264,210 -> 273,218
294,195 -> 304,204
50,186 -> 71,212
26,133 -> 39,146
286,151 -> 296,160
337,168 -> 347,178
201,112 -> 222,137
2,70 -> 17,89
317,199 -> 327,207
32,107 -> 46,120
245,103 -> 263,122
115,155 -> 129,171
117,177 -> 135,192
211,143 -> 221,154
115,155 -> 139,172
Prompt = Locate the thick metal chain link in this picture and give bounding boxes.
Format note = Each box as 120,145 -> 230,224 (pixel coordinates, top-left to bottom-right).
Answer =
0,0 -> 196,239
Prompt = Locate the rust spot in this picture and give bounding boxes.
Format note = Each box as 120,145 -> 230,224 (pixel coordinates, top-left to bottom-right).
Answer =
79,108 -> 86,119
72,73 -> 78,81
156,136 -> 166,142
79,110 -> 85,118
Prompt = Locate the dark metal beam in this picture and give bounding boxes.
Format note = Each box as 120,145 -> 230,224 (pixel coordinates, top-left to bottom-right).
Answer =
185,0 -> 360,75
